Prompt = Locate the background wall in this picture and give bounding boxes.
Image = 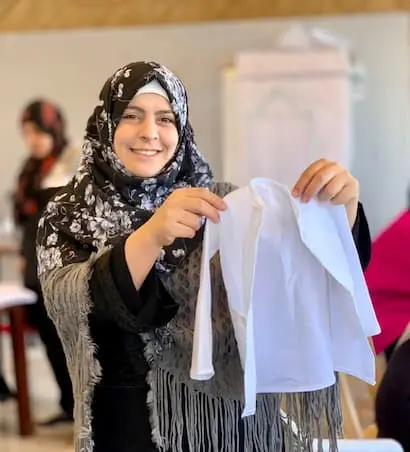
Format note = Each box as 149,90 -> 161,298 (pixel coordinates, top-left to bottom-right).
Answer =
0,12 -> 408,236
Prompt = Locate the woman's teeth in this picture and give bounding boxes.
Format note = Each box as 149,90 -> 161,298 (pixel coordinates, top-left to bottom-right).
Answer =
131,149 -> 158,156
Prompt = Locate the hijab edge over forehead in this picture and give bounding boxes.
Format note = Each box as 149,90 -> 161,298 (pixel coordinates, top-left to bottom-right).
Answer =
134,79 -> 170,101
20,99 -> 68,157
106,62 -> 188,138
21,98 -> 65,126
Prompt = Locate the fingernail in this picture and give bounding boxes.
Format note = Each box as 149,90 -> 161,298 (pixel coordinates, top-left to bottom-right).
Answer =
292,188 -> 299,197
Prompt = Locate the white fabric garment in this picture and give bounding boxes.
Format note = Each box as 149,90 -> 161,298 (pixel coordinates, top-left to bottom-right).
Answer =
191,178 -> 380,417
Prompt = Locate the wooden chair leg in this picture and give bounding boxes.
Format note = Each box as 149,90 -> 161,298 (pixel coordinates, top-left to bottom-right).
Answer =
9,306 -> 33,436
340,373 -> 364,439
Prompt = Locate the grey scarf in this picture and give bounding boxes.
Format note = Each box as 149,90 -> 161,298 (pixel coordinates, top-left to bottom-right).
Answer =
37,61 -> 342,451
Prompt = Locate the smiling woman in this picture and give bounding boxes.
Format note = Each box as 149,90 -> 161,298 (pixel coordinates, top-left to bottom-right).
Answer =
35,61 -> 371,452
113,79 -> 179,178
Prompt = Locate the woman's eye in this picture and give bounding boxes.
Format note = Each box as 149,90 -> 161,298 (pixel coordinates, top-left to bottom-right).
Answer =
160,117 -> 174,124
122,113 -> 138,120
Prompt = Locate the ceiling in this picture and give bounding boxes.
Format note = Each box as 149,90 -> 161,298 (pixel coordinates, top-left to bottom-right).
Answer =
0,0 -> 407,32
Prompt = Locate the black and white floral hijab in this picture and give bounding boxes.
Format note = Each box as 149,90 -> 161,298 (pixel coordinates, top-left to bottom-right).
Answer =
37,61 -> 213,275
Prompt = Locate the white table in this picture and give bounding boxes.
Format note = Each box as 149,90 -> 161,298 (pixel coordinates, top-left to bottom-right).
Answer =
0,283 -> 36,436
314,439 -> 403,452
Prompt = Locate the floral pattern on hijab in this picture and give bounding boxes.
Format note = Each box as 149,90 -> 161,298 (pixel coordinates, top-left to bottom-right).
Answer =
37,61 -> 213,275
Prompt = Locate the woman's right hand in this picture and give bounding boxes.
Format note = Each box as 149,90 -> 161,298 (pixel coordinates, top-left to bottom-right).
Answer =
147,188 -> 226,247
125,187 -> 225,288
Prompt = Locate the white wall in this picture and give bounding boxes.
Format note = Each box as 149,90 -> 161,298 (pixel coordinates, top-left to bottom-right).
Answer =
0,12 -> 408,235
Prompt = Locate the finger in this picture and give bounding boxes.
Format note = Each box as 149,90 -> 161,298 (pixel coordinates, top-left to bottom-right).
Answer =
185,187 -> 227,211
317,173 -> 348,202
300,164 -> 342,202
329,181 -> 358,205
176,210 -> 203,231
173,223 -> 198,240
163,223 -> 197,245
292,159 -> 331,197
182,197 -> 221,223
329,187 -> 352,205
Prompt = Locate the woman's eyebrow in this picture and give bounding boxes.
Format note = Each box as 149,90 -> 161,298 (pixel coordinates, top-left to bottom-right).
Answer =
125,105 -> 174,115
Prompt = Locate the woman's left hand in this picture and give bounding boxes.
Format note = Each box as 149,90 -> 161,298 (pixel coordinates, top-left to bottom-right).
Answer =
292,159 -> 359,228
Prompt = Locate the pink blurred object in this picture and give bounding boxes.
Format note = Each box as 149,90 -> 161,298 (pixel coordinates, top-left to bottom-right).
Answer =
365,210 -> 410,354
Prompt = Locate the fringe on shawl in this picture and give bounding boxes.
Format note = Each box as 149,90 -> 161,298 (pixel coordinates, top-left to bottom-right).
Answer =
144,365 -> 343,451
40,248 -> 344,452
40,252 -> 107,452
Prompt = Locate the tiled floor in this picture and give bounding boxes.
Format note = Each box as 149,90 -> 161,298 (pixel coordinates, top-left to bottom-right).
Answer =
0,330 -> 383,451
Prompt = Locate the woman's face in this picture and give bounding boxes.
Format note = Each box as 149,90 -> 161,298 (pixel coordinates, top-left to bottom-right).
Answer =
22,121 -> 53,159
113,93 -> 179,178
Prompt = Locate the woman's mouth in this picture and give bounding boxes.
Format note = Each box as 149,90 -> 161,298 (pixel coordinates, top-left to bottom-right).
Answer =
130,148 -> 160,156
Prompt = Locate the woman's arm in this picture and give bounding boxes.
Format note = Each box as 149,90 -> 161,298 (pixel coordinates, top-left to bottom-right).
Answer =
89,237 -> 178,333
39,228 -> 178,338
351,202 -> 372,270
123,224 -> 163,289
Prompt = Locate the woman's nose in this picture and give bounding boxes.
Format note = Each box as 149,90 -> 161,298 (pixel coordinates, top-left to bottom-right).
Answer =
138,117 -> 159,141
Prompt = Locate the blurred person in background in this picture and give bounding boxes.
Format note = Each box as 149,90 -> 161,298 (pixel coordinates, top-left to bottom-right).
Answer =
366,194 -> 410,451
12,99 -> 78,425
365,207 -> 410,362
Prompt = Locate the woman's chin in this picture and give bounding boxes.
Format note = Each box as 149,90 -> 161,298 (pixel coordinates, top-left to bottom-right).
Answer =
125,154 -> 172,178
126,162 -> 163,179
